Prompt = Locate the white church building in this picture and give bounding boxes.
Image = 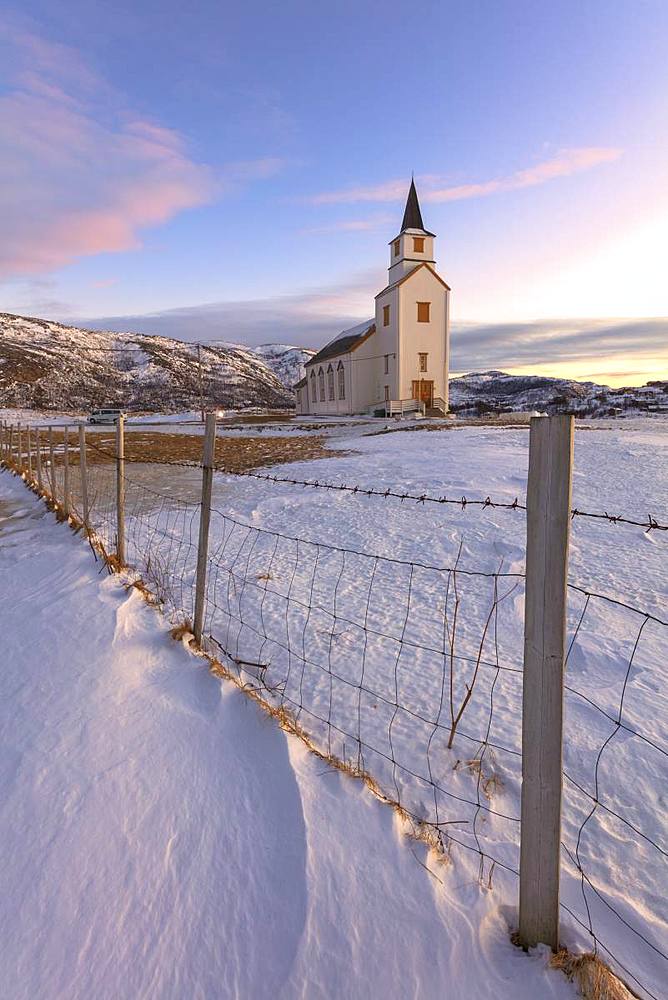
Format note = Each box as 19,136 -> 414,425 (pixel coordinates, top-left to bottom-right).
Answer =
294,180 -> 450,416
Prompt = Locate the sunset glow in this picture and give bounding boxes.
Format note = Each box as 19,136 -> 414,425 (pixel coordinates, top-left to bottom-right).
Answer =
1,3 -> 667,385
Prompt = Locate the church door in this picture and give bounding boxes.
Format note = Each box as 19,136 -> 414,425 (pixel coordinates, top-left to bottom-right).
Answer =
411,380 -> 434,406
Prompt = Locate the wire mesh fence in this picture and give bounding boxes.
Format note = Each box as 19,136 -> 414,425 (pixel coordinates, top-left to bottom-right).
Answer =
560,586 -> 668,999
1,416 -> 666,999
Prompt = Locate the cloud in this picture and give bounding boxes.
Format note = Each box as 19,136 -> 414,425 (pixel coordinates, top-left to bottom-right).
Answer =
298,214 -> 394,236
74,273 -> 668,386
91,278 -> 118,289
308,148 -> 622,205
450,317 -> 668,385
0,22 -> 284,279
76,271 -> 382,348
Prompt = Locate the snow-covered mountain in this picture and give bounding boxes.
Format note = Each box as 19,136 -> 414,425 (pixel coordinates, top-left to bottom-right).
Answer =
250,344 -> 315,388
0,313 -> 300,412
449,370 -> 668,416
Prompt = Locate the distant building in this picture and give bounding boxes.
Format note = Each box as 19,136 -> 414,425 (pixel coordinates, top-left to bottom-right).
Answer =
294,180 -> 450,416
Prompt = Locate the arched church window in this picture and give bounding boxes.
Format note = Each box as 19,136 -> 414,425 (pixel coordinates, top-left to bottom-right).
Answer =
318,367 -> 325,401
310,369 -> 317,403
327,364 -> 335,401
337,361 -> 345,400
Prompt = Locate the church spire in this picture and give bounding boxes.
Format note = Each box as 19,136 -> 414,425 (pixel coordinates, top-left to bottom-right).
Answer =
400,177 -> 425,232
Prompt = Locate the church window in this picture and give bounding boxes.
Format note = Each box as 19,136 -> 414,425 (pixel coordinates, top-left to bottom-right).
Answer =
384,354 -> 389,375
383,304 -> 390,326
318,367 -> 325,401
310,370 -> 317,402
413,237 -> 425,253
393,239 -> 400,257
384,385 -> 390,402
417,301 -> 430,323
419,353 -> 428,372
327,364 -> 335,401
337,361 -> 345,400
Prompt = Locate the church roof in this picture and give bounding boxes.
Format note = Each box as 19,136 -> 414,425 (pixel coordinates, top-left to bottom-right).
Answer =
401,178 -> 424,231
375,262 -> 451,298
388,179 -> 436,240
305,320 -> 375,366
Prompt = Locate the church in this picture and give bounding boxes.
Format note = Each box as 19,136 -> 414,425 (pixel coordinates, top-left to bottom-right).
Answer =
294,180 -> 450,416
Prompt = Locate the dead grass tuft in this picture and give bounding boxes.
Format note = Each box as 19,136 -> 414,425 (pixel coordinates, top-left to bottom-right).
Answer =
455,756 -> 503,799
169,621 -> 194,642
549,949 -> 638,1000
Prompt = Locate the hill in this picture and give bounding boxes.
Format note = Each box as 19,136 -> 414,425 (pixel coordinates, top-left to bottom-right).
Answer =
249,343 -> 315,388
449,370 -> 668,416
0,313 -> 300,412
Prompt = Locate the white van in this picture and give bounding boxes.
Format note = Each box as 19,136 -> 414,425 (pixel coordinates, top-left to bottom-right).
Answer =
88,408 -> 123,425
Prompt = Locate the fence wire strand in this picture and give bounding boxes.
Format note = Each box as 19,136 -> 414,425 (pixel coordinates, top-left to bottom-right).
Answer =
1,424 -> 667,1000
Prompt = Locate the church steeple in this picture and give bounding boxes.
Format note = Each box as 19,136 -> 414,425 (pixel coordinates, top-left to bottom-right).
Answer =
388,178 -> 436,282
401,177 -> 425,232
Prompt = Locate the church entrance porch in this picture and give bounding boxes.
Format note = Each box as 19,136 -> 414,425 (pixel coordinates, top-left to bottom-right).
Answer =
411,379 -> 434,406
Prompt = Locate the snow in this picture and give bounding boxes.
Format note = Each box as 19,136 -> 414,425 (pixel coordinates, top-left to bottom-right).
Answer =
157,417 -> 665,998
450,370 -> 668,417
0,312 -> 295,411
321,318 -> 375,351
251,344 -> 316,388
0,470 -> 577,1000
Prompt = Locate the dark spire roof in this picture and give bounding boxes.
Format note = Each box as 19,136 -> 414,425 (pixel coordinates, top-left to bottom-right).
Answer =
401,177 -> 425,232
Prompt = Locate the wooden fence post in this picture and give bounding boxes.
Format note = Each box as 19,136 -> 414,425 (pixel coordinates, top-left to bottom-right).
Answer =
35,428 -> 43,489
8,425 -> 14,468
63,425 -> 70,517
116,414 -> 125,565
17,423 -> 22,472
519,414 -> 574,951
78,424 -> 89,531
193,412 -> 216,644
0,421 -> 4,462
27,427 -> 33,480
48,426 -> 56,499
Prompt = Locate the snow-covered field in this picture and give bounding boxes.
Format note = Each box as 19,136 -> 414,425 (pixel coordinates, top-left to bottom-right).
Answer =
0,472 -> 576,1000
2,416 -> 667,998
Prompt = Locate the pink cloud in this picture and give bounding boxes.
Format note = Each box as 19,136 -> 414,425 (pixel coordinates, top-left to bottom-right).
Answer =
297,214 -> 395,235
0,27 -> 217,279
0,26 -> 287,278
308,148 -> 623,206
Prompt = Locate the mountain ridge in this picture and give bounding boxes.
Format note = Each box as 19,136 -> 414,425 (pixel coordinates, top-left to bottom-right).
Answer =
0,312 -> 309,411
449,369 -> 668,416
1,311 -> 666,416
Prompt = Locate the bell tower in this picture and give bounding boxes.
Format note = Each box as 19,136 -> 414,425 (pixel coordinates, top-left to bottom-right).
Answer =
388,178 -> 436,284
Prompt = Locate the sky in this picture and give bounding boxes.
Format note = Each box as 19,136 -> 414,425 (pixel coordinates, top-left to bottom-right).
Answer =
1,1 -> 667,386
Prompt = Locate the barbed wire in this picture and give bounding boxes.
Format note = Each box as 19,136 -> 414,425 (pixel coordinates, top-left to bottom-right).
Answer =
79,438 -> 668,531
4,429 -> 667,1000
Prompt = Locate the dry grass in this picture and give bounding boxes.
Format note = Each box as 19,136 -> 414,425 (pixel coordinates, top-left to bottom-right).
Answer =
454,756 -> 503,799
549,949 -> 638,1000
38,429 -> 335,472
193,636 -> 455,869
169,621 -> 194,642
